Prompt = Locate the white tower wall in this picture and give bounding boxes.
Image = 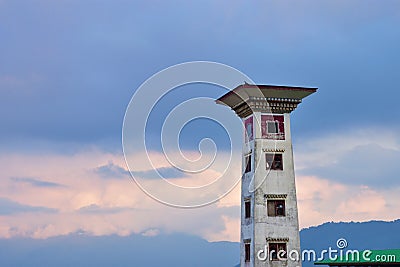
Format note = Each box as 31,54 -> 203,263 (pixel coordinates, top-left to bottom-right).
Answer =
216,84 -> 316,267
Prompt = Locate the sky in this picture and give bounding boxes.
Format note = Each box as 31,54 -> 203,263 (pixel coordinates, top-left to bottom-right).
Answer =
1,0 -> 400,243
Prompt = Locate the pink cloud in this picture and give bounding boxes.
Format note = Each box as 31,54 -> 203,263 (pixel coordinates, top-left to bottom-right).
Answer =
1,144 -> 399,242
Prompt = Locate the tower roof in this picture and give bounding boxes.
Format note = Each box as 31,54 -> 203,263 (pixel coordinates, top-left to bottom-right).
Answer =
216,84 -> 317,117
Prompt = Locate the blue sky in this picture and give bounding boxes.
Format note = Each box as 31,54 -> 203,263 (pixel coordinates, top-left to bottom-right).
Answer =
0,0 -> 400,242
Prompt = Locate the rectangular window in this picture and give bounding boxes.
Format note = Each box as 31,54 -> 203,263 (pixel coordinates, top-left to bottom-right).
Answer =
244,200 -> 251,219
245,243 -> 251,262
267,200 -> 285,217
269,243 -> 287,260
261,115 -> 285,140
267,121 -> 279,134
244,116 -> 253,141
245,155 -> 251,173
266,153 -> 283,170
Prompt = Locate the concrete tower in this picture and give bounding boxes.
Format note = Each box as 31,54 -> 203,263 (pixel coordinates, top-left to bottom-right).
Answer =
217,84 -> 317,267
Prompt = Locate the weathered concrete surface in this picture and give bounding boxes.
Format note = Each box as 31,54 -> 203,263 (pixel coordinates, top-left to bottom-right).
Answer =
240,113 -> 301,267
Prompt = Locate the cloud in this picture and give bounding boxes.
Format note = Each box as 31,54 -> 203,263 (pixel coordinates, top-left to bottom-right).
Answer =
291,127 -> 400,228
0,149 -> 241,241
0,141 -> 399,241
294,128 -> 400,188
1,0 -> 400,153
78,204 -> 133,214
1,121 -> 400,243
93,161 -> 130,179
10,177 -> 65,188
0,0 -> 399,246
308,143 -> 400,188
296,175 -> 400,229
0,198 -> 57,215
141,228 -> 160,237
131,166 -> 187,179
93,161 -> 187,180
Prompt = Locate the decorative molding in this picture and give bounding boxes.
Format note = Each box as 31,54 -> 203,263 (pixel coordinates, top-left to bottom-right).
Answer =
265,194 -> 287,199
244,196 -> 251,201
262,148 -> 285,153
267,237 -> 289,242
232,97 -> 302,118
243,238 -> 251,243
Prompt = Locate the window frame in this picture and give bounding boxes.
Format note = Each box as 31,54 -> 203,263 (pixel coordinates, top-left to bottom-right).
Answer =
267,200 -> 286,217
266,153 -> 283,171
244,199 -> 251,219
245,242 -> 251,262
245,154 -> 252,173
268,242 -> 287,261
261,115 -> 285,140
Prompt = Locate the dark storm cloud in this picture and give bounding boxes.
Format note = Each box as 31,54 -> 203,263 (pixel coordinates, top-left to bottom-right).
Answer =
0,0 -> 399,151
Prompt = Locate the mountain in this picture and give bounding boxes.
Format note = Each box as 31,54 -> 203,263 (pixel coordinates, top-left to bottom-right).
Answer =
0,232 -> 239,267
0,220 -> 399,267
301,219 -> 400,267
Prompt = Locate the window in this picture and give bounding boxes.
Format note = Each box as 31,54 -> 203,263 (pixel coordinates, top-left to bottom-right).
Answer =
267,200 -> 285,217
244,200 -> 251,219
244,116 -> 253,141
269,243 -> 287,260
245,155 -> 252,173
266,153 -> 283,170
267,121 -> 279,134
261,115 -> 285,140
245,242 -> 251,262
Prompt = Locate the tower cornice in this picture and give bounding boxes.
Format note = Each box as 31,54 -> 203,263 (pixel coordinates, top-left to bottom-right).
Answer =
216,84 -> 317,117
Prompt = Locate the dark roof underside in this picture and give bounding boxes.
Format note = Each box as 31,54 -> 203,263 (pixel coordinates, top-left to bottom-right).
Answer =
216,84 -> 317,108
